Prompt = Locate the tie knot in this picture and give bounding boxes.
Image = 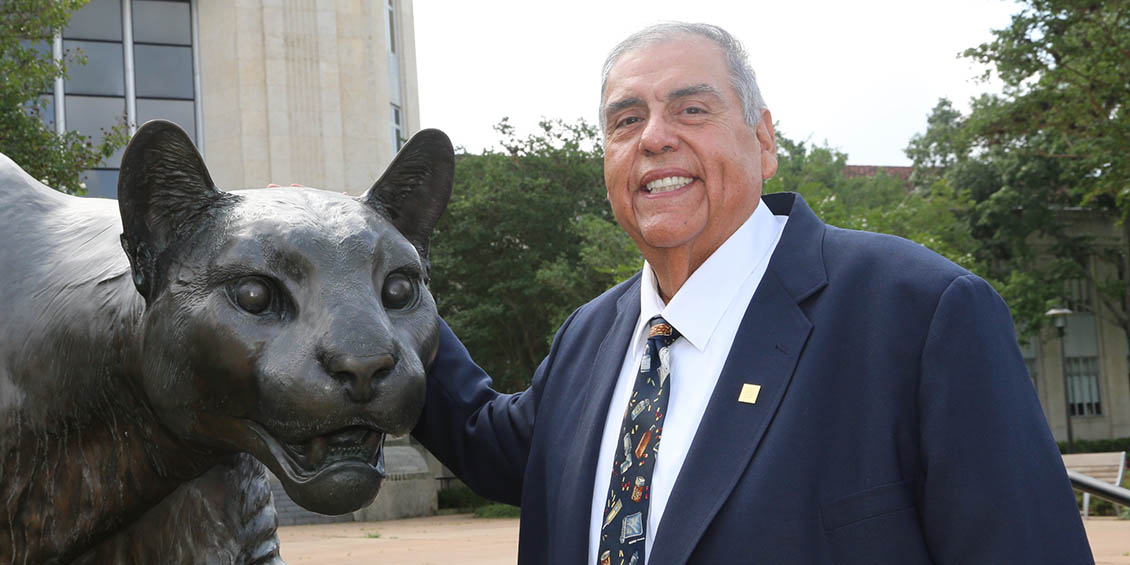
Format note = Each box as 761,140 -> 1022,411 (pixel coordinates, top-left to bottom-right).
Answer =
648,316 -> 679,341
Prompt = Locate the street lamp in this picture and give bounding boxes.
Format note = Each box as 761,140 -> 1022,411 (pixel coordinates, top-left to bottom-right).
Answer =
1045,307 -> 1074,451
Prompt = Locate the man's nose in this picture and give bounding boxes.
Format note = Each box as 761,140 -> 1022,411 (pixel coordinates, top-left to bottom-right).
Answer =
640,116 -> 679,156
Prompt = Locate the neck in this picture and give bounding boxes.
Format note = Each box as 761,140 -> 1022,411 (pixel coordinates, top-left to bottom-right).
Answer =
1,375 -> 214,563
644,204 -> 760,302
647,247 -> 705,303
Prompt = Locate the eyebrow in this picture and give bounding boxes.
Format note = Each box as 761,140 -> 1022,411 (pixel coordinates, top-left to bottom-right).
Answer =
669,83 -> 720,100
603,96 -> 643,126
603,84 -> 723,126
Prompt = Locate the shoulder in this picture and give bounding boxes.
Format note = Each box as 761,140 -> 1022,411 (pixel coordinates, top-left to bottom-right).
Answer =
821,225 -> 972,296
765,192 -> 978,306
791,223 -> 1002,331
76,454 -> 281,563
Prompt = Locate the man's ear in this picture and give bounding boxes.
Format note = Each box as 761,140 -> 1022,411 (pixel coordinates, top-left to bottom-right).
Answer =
757,109 -> 778,180
360,129 -> 454,271
118,120 -> 233,300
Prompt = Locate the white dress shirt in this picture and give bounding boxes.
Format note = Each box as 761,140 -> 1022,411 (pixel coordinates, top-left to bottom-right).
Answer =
587,199 -> 788,564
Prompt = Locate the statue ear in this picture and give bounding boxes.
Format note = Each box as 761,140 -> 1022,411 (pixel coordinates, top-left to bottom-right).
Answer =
360,129 -> 454,271
118,120 -> 232,300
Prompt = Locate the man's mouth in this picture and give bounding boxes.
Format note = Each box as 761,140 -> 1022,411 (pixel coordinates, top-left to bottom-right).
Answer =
644,176 -> 694,193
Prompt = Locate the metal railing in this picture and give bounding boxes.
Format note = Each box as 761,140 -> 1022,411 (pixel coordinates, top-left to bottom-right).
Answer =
1067,469 -> 1130,506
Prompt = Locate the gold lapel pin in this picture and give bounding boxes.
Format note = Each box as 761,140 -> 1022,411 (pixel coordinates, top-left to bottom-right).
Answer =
738,383 -> 762,404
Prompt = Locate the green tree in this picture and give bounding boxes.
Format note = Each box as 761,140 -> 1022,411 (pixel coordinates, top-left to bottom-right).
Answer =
768,130 -> 979,271
906,0 -> 1130,338
910,99 -> 1114,338
962,0 -> 1129,217
429,118 -> 639,392
0,0 -> 126,195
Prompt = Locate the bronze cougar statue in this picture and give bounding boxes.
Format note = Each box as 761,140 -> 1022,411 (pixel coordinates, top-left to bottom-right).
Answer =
0,121 -> 453,563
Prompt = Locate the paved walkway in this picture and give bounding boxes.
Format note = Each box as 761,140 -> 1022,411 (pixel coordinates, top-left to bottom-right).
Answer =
278,514 -> 519,564
279,514 -> 1130,563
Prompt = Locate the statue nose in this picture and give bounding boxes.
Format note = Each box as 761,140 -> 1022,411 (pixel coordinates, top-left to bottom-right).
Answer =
321,353 -> 397,403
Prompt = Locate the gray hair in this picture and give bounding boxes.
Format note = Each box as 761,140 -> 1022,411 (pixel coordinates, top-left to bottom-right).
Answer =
599,22 -> 767,130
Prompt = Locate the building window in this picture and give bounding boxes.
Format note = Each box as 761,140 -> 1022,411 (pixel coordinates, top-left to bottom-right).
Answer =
1065,356 -> 1103,416
61,0 -> 126,198
384,0 -> 403,125
1065,278 -> 1093,313
385,0 -> 397,54
391,104 -> 403,151
132,0 -> 196,142
39,0 -> 198,199
1062,311 -> 1102,416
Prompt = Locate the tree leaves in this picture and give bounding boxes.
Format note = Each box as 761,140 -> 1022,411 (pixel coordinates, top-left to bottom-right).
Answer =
906,0 -> 1130,339
769,129 -> 979,273
429,119 -> 639,392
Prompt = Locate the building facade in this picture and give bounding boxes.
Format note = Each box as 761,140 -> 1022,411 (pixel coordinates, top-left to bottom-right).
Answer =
1023,211 -> 1130,443
40,0 -> 419,198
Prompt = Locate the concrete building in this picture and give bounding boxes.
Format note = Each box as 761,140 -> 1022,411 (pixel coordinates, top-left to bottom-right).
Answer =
1022,210 -> 1130,443
41,0 -> 419,197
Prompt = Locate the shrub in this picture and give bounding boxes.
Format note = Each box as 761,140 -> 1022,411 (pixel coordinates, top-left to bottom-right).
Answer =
473,504 -> 521,519
437,484 -> 491,512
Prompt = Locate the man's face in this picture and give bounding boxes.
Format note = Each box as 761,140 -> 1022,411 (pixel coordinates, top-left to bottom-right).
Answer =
601,35 -> 777,273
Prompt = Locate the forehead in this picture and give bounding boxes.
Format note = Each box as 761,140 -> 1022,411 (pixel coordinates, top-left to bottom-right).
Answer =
232,188 -> 373,231
603,35 -> 730,103
219,187 -> 403,258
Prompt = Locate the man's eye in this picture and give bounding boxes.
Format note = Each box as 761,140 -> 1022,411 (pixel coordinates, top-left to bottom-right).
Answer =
230,277 -> 272,314
382,272 -> 417,310
684,106 -> 705,115
616,116 -> 641,128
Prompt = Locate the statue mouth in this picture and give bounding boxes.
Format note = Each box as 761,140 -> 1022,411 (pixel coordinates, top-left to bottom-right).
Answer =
279,426 -> 384,474
249,423 -> 386,482
242,422 -> 390,515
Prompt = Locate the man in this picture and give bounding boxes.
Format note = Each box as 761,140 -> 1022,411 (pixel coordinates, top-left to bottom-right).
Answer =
413,22 -> 1092,564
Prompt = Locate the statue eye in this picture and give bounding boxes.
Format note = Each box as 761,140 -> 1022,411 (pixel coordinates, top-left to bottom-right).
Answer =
231,277 -> 272,314
381,272 -> 416,310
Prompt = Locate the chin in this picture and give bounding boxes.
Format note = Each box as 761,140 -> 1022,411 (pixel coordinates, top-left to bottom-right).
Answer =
278,459 -> 385,515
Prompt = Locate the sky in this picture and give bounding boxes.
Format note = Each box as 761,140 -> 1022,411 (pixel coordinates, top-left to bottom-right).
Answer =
413,0 -> 1021,166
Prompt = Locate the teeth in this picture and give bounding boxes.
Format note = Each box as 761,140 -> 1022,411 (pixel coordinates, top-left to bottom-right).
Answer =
645,176 -> 693,193
289,428 -> 384,471
307,436 -> 328,468
363,431 -> 383,451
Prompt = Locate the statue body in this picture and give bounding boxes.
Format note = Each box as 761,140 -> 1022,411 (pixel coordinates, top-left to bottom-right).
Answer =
0,121 -> 453,563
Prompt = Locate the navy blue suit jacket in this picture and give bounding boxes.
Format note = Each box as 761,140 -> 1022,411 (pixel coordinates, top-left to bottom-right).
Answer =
414,192 -> 1092,564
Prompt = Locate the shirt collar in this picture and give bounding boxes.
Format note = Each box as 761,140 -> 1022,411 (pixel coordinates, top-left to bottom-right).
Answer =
639,199 -> 782,351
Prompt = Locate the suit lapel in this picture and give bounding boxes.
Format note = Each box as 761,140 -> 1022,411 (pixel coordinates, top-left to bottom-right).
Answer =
553,279 -> 641,563
649,193 -> 828,564
649,274 -> 812,563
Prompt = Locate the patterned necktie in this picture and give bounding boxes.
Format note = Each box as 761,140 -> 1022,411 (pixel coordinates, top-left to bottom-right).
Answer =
598,316 -> 680,565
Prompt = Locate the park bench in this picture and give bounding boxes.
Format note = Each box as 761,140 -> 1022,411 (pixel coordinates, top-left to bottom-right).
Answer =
1061,451 -> 1126,519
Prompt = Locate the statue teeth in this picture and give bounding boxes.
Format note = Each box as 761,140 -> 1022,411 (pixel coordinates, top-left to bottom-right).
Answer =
645,176 -> 692,193
307,436 -> 328,468
363,431 -> 383,450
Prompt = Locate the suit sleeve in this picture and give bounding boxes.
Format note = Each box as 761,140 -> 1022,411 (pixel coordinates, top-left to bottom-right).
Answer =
411,312 -> 577,506
916,274 -> 1092,562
